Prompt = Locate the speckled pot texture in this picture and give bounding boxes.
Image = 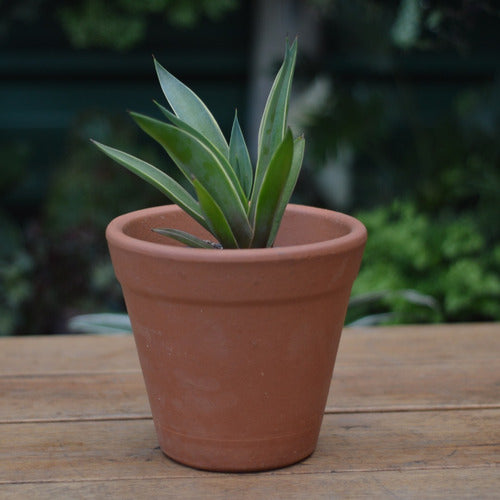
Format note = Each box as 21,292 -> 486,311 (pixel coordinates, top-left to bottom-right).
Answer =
106,204 -> 367,472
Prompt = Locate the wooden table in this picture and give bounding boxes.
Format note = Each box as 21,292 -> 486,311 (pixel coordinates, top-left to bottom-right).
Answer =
1,324 -> 498,498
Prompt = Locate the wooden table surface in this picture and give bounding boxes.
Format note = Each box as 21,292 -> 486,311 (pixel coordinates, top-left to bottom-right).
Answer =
1,323 -> 499,499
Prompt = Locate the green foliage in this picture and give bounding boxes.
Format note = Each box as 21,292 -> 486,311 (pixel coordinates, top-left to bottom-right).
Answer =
57,0 -> 239,50
0,144 -> 36,335
0,215 -> 34,335
0,113 -> 168,334
46,113 -> 168,235
2,0 -> 498,332
312,0 -> 499,52
301,70 -> 500,228
94,40 -> 305,249
68,313 -> 132,334
391,0 -> 421,49
348,200 -> 500,325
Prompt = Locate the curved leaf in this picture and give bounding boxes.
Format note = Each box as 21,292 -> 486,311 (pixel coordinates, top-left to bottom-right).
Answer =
229,111 -> 253,199
192,178 -> 239,249
154,58 -> 229,158
155,100 -> 226,162
154,101 -> 247,205
91,140 -> 206,228
130,112 -> 252,247
266,135 -> 305,247
251,38 -> 297,216
251,129 -> 294,248
152,228 -> 222,249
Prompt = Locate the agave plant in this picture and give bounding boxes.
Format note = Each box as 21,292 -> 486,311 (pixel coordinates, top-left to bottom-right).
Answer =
92,39 -> 304,249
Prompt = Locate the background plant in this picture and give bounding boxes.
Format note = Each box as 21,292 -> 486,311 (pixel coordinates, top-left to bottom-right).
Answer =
347,200 -> 500,325
0,0 -> 238,50
1,0 -> 498,333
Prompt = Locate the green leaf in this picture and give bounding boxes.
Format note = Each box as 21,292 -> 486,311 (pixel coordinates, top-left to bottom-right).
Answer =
251,129 -> 294,248
229,111 -> 253,199
154,58 -> 229,158
154,101 -> 247,204
251,38 -> 297,217
91,140 -> 206,228
266,135 -> 305,247
155,100 -> 225,162
192,178 -> 239,249
152,228 -> 222,249
130,112 -> 252,247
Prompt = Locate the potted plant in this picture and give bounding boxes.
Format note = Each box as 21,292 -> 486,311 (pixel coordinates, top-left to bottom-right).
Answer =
94,40 -> 367,472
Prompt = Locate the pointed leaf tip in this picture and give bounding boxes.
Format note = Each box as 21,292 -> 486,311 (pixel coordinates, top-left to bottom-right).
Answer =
153,58 -> 229,158
229,112 -> 253,199
252,39 -> 298,209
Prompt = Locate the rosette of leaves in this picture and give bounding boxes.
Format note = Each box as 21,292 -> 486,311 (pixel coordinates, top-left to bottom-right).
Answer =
92,39 -> 304,249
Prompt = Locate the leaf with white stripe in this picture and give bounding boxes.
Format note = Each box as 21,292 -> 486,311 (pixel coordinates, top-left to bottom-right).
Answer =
91,140 -> 205,228
154,58 -> 229,158
152,228 -> 222,249
251,129 -> 294,248
251,39 -> 297,220
192,178 -> 239,249
130,112 -> 252,247
266,135 -> 305,247
229,111 -> 253,199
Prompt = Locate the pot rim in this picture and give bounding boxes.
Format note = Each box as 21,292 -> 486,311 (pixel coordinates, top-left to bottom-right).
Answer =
106,203 -> 367,263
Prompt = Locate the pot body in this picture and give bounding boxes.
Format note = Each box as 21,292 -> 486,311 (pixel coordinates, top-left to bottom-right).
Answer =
106,204 -> 366,471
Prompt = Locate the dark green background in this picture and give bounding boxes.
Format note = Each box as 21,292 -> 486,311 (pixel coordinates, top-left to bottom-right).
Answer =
1,0 -> 499,333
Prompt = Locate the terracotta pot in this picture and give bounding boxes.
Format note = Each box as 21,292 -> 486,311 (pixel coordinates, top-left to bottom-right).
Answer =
106,204 -> 366,472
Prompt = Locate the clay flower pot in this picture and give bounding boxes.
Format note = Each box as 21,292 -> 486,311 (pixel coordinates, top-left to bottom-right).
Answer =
106,203 -> 366,471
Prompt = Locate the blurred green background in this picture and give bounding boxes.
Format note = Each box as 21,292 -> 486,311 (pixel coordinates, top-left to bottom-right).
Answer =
1,0 -> 499,334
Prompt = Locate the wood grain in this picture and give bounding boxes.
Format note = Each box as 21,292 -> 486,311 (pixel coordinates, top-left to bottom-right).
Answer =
327,359 -> 500,412
0,334 -> 139,376
1,410 -> 498,484
1,324 -> 498,498
1,359 -> 498,424
1,324 -> 498,423
2,323 -> 498,376
1,467 -> 498,500
0,373 -> 149,423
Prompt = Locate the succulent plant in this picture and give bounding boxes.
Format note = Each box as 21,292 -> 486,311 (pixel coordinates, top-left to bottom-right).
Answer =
92,39 -> 304,249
